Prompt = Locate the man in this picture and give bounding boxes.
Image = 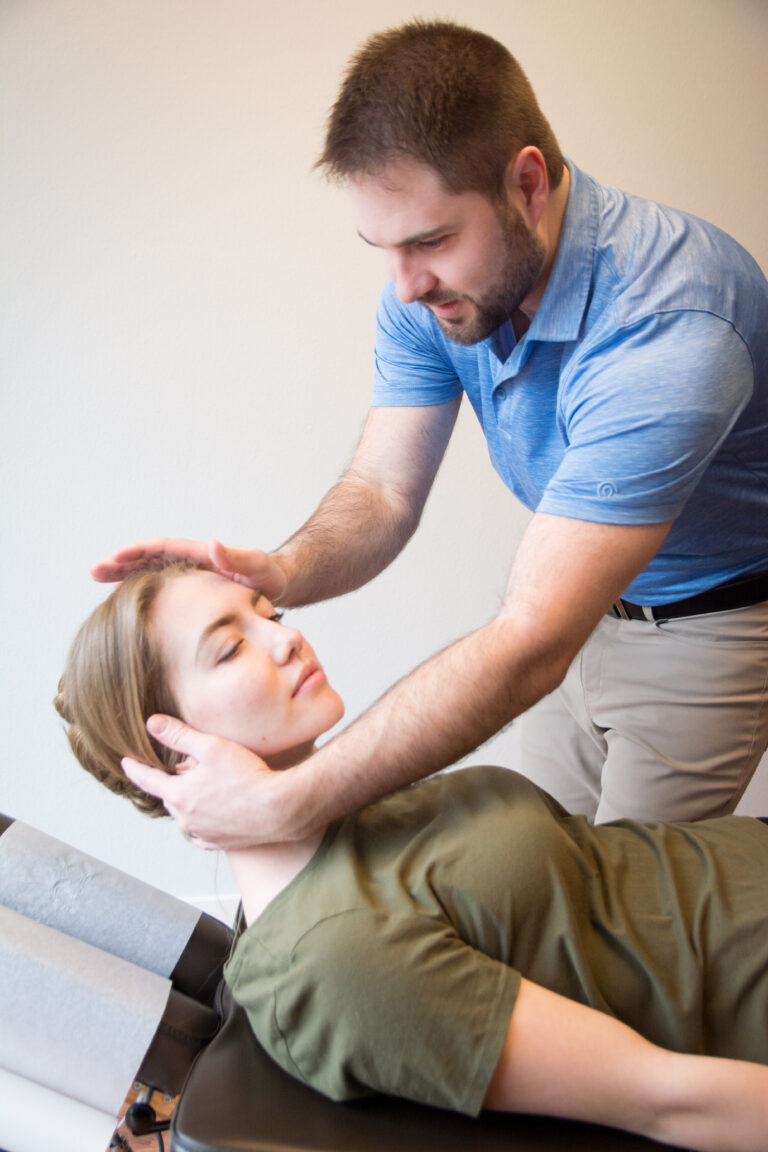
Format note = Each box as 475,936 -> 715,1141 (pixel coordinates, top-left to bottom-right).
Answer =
94,20 -> 768,844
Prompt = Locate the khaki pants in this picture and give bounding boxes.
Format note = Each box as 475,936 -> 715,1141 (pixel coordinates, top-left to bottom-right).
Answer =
515,601 -> 768,823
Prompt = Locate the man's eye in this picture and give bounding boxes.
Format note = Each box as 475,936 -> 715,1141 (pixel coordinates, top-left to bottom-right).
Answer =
217,640 -> 243,664
419,237 -> 445,250
270,612 -> 285,624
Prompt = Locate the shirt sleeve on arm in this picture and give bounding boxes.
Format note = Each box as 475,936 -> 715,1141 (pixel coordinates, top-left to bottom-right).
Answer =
372,280 -> 463,407
538,311 -> 754,524
230,908 -> 521,1117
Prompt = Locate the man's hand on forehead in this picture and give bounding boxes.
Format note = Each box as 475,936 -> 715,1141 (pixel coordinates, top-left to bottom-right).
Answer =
90,537 -> 288,601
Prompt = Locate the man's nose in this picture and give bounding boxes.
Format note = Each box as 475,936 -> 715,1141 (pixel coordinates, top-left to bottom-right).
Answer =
388,251 -> 436,305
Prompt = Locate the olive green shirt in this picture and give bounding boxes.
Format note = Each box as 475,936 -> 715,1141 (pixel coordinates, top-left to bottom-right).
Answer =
225,766 -> 768,1115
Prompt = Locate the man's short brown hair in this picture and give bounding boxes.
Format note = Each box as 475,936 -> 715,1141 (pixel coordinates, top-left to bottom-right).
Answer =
318,20 -> 564,197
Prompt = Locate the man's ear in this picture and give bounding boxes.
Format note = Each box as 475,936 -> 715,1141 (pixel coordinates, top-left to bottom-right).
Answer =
504,147 -> 549,227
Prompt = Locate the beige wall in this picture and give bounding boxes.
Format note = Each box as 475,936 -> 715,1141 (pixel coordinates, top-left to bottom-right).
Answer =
1,0 -> 766,912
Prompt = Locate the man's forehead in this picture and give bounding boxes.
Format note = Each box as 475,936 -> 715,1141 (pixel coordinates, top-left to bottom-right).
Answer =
348,161 -> 478,247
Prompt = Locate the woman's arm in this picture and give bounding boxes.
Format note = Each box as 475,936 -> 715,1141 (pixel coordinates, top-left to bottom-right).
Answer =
484,978 -> 768,1152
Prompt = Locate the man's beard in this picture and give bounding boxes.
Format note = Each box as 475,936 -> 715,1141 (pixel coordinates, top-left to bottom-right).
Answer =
420,205 -> 547,346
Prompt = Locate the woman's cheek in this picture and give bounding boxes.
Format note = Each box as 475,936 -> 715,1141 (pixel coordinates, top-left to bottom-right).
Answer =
187,687 -> 244,740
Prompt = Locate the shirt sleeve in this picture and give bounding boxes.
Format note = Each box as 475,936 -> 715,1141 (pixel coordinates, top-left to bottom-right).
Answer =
227,908 -> 521,1117
538,311 -> 754,524
372,280 -> 464,407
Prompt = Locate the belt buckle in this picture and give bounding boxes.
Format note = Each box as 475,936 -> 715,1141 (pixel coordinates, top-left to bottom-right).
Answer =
613,599 -> 657,622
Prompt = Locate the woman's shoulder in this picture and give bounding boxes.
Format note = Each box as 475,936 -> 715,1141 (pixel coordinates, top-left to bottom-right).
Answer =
374,763 -> 555,814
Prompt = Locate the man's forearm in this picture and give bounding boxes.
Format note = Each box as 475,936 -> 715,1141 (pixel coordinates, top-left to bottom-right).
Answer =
271,401 -> 460,607
272,512 -> 675,839
273,473 -> 418,606
282,613 -> 568,836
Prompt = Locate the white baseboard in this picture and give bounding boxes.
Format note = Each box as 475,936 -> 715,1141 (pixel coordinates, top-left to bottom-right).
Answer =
186,892 -> 240,926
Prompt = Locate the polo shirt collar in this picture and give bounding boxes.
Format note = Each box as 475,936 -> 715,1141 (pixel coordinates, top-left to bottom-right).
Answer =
523,159 -> 598,344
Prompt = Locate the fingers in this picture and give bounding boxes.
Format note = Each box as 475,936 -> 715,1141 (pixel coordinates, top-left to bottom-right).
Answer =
123,715 -> 288,848
121,757 -> 218,849
122,755 -> 177,804
89,535 -> 289,602
122,715 -> 213,810
90,537 -> 214,583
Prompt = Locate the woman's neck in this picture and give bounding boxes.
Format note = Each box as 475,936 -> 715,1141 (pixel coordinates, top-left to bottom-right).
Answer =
227,826 -> 327,925
225,741 -> 327,925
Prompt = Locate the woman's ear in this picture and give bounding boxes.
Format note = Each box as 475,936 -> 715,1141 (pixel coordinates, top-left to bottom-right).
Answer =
504,146 -> 549,228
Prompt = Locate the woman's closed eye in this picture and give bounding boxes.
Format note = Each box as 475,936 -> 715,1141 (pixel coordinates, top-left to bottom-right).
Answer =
215,611 -> 283,663
216,638 -> 243,664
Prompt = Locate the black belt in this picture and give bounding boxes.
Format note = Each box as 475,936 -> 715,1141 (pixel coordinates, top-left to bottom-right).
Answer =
612,568 -> 768,622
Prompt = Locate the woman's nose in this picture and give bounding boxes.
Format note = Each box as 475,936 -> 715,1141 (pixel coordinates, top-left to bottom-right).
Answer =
271,622 -> 303,664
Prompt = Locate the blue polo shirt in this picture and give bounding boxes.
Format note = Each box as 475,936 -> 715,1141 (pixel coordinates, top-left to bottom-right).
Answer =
371,162 -> 768,603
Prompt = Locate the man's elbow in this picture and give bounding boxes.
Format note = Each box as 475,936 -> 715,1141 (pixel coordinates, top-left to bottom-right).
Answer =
492,611 -> 579,714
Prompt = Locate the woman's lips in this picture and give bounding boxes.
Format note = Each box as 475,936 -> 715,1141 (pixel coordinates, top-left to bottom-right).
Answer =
293,662 -> 326,696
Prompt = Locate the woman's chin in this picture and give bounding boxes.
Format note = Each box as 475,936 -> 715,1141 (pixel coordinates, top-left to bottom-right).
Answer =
253,695 -> 344,772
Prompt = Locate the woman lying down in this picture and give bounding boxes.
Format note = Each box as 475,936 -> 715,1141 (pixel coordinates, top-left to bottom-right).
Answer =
56,562 -> 768,1152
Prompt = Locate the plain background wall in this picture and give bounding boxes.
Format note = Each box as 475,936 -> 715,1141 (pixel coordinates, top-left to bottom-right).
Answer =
2,0 -> 766,919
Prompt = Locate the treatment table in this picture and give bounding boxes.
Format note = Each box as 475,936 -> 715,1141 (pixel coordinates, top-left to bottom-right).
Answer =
0,812 -> 687,1152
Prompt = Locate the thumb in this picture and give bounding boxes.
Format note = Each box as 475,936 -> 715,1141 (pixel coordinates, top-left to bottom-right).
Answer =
207,538 -> 287,601
146,713 -> 213,758
206,539 -> 255,581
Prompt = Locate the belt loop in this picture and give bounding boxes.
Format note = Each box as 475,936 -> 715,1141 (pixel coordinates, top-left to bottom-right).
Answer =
613,599 -> 631,621
641,605 -> 656,622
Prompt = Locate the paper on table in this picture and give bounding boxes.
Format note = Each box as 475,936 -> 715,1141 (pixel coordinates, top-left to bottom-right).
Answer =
0,1066 -> 120,1152
0,905 -> 171,1115
0,820 -> 200,975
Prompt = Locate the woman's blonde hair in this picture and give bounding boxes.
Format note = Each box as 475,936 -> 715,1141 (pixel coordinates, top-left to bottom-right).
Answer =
55,561 -> 200,817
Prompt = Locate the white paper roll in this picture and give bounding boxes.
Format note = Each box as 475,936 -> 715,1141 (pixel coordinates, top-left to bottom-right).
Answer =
0,820 -> 200,975
0,1066 -> 119,1152
0,905 -> 171,1114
